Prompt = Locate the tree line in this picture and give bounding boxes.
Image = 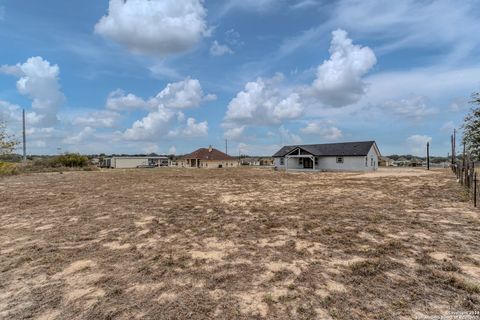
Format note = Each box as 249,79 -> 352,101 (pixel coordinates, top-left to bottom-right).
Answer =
463,92 -> 480,161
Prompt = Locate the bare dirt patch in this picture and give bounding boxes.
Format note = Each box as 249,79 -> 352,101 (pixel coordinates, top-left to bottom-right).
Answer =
0,167 -> 479,319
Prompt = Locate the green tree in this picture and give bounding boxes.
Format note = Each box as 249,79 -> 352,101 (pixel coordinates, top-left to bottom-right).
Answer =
462,92 -> 480,161
0,121 -> 19,156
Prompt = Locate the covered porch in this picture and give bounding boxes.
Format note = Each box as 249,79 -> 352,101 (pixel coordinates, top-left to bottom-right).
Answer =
186,158 -> 201,168
285,154 -> 318,171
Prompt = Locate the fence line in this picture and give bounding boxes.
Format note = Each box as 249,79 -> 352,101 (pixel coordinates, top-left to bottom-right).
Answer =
451,162 -> 478,207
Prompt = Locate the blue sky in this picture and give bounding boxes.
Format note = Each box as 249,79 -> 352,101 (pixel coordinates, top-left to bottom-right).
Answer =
0,0 -> 479,156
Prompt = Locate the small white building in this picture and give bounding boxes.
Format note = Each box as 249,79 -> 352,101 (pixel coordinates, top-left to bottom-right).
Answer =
102,156 -> 169,169
273,141 -> 381,172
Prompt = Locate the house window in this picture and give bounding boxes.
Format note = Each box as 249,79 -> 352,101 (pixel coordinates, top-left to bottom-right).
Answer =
371,157 -> 374,166
365,157 -> 368,167
299,158 -> 303,165
315,157 -> 318,166
280,158 -> 284,165
336,157 -> 344,164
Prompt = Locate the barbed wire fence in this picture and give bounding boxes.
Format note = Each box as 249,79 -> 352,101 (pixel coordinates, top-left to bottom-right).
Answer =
450,127 -> 479,207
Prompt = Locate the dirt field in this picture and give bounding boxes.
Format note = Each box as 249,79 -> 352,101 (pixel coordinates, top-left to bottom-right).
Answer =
1,167 -> 479,319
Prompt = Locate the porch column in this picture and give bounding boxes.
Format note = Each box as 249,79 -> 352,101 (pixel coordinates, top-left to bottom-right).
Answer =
312,155 -> 315,170
285,156 -> 288,171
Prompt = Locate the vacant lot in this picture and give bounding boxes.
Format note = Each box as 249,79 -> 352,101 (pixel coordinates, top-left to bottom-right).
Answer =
0,167 -> 479,319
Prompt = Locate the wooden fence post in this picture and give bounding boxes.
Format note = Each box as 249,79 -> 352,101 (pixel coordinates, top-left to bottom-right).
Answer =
474,172 -> 477,208
427,142 -> 430,170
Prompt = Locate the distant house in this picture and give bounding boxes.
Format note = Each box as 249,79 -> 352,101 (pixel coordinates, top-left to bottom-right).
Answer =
272,141 -> 381,172
241,157 -> 274,166
258,157 -> 274,166
379,156 -> 394,167
393,157 -> 422,167
102,156 -> 169,169
177,146 -> 238,168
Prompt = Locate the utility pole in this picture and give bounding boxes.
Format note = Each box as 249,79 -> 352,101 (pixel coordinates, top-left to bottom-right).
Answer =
225,139 -> 228,155
22,109 -> 26,162
426,142 -> 430,170
451,134 -> 454,164
453,128 -> 456,163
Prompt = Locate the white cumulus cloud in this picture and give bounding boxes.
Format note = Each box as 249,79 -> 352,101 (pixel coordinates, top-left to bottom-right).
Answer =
124,107 -> 175,141
106,89 -> 151,111
441,121 -> 456,133
279,126 -> 302,145
301,122 -> 343,140
94,0 -> 208,57
0,56 -> 65,127
142,143 -> 160,154
63,127 -> 95,145
107,78 -> 214,113
383,96 -> 436,120
168,117 -> 208,138
225,74 -> 303,126
72,110 -> 121,128
153,78 -> 213,109
122,78 -> 212,141
310,29 -> 376,107
210,41 -> 234,56
224,126 -> 246,140
0,100 -> 21,123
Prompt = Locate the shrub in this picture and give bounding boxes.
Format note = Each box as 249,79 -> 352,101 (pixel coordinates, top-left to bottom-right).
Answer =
0,161 -> 18,175
53,153 -> 88,167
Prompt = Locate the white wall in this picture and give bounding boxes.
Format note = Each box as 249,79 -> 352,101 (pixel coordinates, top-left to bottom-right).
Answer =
113,158 -> 149,168
317,156 -> 369,171
274,157 -> 304,169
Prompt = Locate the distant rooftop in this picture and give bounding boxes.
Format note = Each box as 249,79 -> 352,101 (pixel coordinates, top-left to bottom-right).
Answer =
181,147 -> 234,161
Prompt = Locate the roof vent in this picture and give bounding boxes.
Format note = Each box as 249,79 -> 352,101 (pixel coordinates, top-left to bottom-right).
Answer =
208,145 -> 212,152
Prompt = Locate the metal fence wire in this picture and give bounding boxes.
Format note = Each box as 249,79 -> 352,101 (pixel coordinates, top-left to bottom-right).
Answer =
452,161 -> 478,207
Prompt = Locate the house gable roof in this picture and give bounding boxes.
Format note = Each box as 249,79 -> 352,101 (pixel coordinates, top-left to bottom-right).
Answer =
285,147 -> 315,156
273,141 -> 379,157
181,148 -> 235,161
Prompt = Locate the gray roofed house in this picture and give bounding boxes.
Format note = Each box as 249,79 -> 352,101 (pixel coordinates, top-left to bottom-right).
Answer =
272,141 -> 381,172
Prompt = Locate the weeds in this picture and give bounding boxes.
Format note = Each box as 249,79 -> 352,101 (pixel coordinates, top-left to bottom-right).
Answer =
1,168 -> 478,319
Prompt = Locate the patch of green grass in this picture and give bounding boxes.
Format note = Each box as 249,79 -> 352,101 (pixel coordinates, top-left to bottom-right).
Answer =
262,293 -> 275,304
431,269 -> 480,294
447,275 -> 480,294
0,161 -> 18,175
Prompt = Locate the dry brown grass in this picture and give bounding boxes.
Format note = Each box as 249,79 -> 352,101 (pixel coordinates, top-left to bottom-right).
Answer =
0,167 -> 479,319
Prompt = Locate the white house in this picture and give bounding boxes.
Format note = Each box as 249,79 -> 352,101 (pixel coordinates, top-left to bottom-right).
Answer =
102,156 -> 170,169
272,141 -> 381,172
